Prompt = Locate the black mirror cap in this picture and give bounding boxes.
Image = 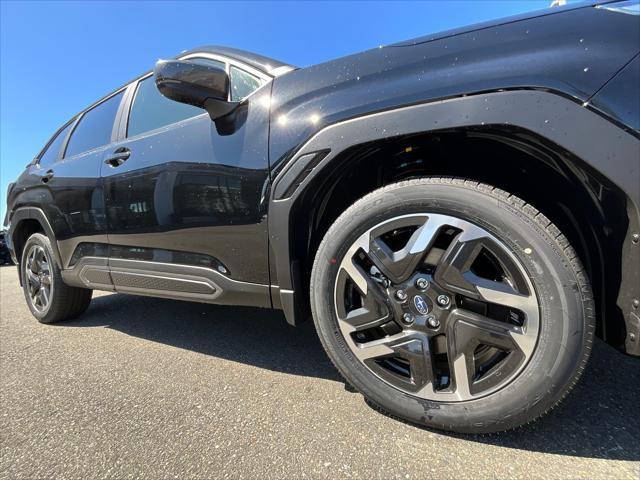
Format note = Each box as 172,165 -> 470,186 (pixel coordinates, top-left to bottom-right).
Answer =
154,59 -> 230,109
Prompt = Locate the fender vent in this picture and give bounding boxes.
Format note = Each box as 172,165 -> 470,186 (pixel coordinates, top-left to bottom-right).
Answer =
274,150 -> 330,199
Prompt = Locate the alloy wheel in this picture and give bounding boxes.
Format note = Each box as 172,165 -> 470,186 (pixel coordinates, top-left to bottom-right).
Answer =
25,245 -> 52,313
334,213 -> 539,402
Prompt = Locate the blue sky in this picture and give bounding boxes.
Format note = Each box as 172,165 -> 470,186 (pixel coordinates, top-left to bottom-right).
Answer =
0,0 -> 558,221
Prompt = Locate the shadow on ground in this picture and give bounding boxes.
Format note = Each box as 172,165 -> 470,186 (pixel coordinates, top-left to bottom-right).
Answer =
62,292 -> 639,462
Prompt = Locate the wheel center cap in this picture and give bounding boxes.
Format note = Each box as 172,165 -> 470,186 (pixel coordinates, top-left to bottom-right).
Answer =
412,295 -> 430,315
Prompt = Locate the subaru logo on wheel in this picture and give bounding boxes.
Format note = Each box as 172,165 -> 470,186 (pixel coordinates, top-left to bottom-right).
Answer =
413,295 -> 429,315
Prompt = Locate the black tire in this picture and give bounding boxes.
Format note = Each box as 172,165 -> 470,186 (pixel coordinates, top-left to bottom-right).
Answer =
20,233 -> 92,324
311,178 -> 594,434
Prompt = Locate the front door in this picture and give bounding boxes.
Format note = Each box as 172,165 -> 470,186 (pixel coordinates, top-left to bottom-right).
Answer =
101,57 -> 272,305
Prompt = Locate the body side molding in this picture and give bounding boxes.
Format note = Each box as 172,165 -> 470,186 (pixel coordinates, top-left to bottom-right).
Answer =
62,257 -> 271,308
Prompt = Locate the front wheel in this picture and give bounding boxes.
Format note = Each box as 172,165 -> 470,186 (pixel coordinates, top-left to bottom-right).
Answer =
311,178 -> 594,433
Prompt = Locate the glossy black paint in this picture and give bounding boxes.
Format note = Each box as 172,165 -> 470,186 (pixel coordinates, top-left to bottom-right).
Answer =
4,3 -> 640,353
154,59 -> 240,121
102,86 -> 272,284
268,5 -> 639,170
16,126 -> 110,266
590,53 -> 640,132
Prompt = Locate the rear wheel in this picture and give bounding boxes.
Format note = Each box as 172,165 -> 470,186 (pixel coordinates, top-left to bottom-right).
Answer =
21,233 -> 92,324
311,178 -> 594,433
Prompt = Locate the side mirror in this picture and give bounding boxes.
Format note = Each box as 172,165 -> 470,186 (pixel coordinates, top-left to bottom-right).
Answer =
154,59 -> 238,120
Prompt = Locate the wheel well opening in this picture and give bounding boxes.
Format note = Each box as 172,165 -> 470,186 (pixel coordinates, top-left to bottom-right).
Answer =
12,219 -> 45,265
290,126 -> 628,349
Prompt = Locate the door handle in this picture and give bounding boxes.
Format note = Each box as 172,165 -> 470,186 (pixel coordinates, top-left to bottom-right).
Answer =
104,147 -> 130,168
41,169 -> 54,183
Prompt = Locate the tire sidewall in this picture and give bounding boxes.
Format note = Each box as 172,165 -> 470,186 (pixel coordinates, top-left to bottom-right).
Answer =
311,180 -> 591,433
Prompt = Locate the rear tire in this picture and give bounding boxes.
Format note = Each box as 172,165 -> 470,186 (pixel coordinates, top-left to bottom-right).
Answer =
20,233 -> 92,324
311,178 -> 594,433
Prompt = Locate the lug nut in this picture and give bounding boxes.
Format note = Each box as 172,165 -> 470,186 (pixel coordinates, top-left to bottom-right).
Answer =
426,315 -> 440,329
402,313 -> 414,325
416,278 -> 430,290
437,294 -> 451,307
395,289 -> 408,301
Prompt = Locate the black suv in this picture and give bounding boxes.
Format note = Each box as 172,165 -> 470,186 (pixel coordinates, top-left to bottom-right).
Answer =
4,1 -> 639,433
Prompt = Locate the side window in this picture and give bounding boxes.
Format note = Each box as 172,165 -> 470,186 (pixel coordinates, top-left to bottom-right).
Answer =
65,91 -> 124,158
230,66 -> 263,101
127,58 -> 225,138
37,121 -> 74,168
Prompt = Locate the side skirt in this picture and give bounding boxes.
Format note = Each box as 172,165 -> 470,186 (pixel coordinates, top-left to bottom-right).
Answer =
61,257 -> 271,308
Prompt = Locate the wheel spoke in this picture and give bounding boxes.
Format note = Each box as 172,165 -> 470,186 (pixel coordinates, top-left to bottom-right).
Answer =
337,261 -> 392,333
433,232 -> 491,297
444,308 -> 534,398
475,281 -> 537,321
26,269 -> 39,285
355,332 -> 413,360
367,215 -> 449,284
447,308 -> 525,356
39,287 -> 49,307
434,230 -> 536,314
448,353 -> 472,400
40,260 -> 50,276
344,301 -> 390,333
32,287 -> 42,307
27,253 -> 36,273
401,337 -> 436,392
356,332 -> 435,392
33,250 -> 43,272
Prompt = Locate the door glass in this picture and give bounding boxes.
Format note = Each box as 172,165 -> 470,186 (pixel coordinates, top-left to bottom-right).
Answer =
65,91 -> 124,158
230,66 -> 263,101
127,58 -> 225,138
38,121 -> 74,167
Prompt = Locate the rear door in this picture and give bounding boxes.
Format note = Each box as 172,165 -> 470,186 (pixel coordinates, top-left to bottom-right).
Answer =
34,90 -> 124,285
101,54 -> 272,303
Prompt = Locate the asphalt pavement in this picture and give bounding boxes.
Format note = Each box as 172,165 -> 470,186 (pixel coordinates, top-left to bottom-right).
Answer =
1,265 -> 638,479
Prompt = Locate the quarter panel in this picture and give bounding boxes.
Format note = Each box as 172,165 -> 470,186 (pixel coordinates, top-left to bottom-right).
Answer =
13,149 -> 108,268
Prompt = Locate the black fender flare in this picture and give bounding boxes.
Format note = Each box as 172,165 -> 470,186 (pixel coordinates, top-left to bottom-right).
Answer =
9,207 -> 64,270
268,89 -> 640,354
